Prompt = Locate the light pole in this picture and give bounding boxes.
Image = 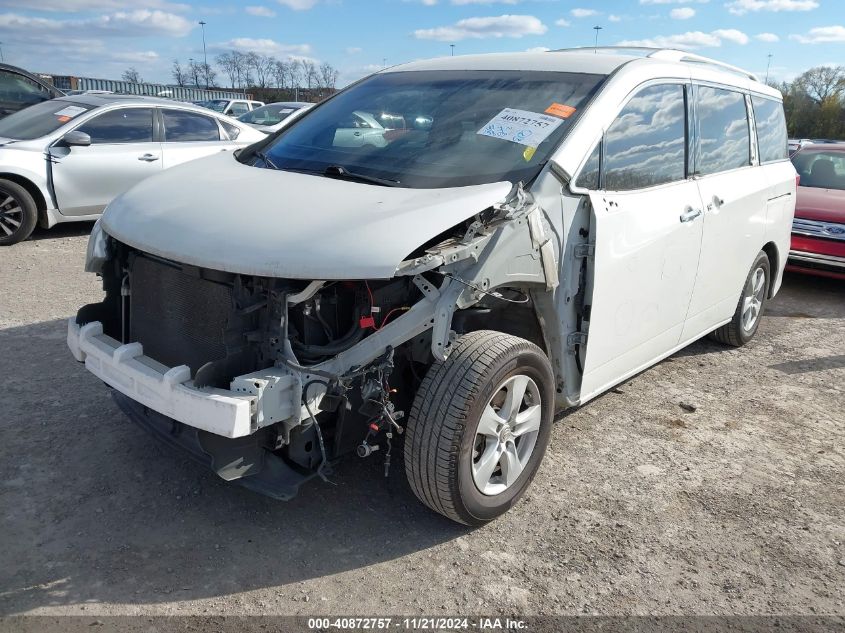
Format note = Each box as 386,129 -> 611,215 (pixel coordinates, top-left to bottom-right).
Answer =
198,20 -> 208,89
593,25 -> 603,53
0,42 -> 4,62
765,53 -> 773,83
450,44 -> 455,56
383,57 -> 387,68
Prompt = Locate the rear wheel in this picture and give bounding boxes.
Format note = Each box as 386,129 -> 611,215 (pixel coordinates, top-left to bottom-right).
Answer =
709,251 -> 771,347
404,330 -> 555,526
0,179 -> 38,246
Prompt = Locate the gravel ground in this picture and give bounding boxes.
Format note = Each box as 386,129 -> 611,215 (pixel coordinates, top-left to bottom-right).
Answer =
0,224 -> 843,617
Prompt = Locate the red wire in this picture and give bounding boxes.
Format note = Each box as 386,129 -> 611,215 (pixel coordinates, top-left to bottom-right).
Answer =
364,280 -> 375,311
376,307 -> 408,330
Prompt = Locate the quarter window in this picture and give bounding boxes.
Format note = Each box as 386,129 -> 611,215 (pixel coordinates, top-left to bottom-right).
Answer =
696,87 -> 750,175
575,143 -> 601,190
752,96 -> 788,163
603,84 -> 687,191
162,109 -> 221,142
76,108 -> 154,144
220,120 -> 241,140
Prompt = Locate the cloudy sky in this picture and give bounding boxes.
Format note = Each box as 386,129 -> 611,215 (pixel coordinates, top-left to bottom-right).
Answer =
0,0 -> 841,87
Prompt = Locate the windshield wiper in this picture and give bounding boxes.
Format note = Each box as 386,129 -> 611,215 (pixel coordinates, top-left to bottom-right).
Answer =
254,150 -> 278,170
323,164 -> 400,187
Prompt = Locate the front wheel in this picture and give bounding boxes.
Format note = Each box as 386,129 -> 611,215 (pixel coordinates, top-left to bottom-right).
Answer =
709,250 -> 771,347
404,330 -> 555,526
0,179 -> 38,246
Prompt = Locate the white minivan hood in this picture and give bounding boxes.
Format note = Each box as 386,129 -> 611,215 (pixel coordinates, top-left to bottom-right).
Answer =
101,151 -> 512,279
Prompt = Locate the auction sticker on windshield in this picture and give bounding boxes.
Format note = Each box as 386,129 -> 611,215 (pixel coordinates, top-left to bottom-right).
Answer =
54,105 -> 88,118
477,108 -> 564,149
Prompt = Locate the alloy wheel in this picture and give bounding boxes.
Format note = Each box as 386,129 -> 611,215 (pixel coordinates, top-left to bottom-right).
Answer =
0,191 -> 23,238
471,374 -> 542,496
741,266 -> 767,332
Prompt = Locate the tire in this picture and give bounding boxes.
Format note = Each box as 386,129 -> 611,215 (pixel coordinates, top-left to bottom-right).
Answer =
404,330 -> 555,526
0,179 -> 38,246
708,250 -> 771,347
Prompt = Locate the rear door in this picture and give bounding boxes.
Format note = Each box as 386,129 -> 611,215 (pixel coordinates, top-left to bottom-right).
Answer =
159,108 -> 233,169
682,85 -> 768,340
50,106 -> 160,215
580,83 -> 705,401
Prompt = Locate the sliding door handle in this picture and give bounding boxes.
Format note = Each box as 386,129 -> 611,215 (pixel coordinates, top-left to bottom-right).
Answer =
680,207 -> 702,223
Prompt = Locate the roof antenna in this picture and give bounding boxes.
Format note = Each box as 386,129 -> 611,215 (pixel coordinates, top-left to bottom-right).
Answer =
593,25 -> 603,53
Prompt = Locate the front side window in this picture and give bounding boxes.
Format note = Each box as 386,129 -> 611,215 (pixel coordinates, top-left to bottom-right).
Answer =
752,96 -> 788,164
603,84 -> 687,191
228,102 -> 249,116
76,108 -> 154,144
791,151 -> 845,190
696,86 -> 750,176
250,70 -> 607,189
0,99 -> 91,140
239,104 -> 297,126
162,109 -> 220,142
0,69 -> 52,111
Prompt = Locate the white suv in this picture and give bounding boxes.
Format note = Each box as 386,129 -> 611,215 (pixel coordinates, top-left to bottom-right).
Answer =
69,48 -> 795,525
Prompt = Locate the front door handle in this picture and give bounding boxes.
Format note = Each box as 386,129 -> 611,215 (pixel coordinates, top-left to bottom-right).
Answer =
680,206 -> 702,223
138,153 -> 159,162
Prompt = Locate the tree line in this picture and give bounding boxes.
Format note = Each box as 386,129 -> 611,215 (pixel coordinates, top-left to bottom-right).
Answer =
774,65 -> 845,140
121,50 -> 340,102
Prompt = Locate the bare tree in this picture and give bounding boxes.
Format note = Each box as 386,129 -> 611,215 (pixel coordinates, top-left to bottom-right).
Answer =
318,62 -> 339,91
200,62 -> 217,88
188,60 -> 201,87
216,52 -> 238,88
272,59 -> 290,89
302,60 -> 318,90
794,66 -> 845,105
121,67 -> 142,83
171,59 -> 188,87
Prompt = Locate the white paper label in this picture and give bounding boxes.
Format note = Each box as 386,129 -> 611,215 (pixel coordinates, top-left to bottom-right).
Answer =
477,108 -> 564,148
53,105 -> 88,118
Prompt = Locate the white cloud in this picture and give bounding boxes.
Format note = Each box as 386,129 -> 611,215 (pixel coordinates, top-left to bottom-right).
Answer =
0,0 -> 189,10
413,14 -> 547,41
713,28 -> 749,44
618,28 -> 750,48
215,37 -> 312,56
609,14 -> 623,22
246,5 -> 277,17
452,0 -> 522,4
276,0 -> 319,9
555,18 -> 571,27
790,25 -> 845,44
0,10 -> 194,38
671,7 -> 696,18
755,32 -> 780,42
726,0 -> 818,16
346,47 -> 363,54
111,50 -> 160,62
571,8 -> 598,18
525,46 -> 551,52
640,0 -> 708,4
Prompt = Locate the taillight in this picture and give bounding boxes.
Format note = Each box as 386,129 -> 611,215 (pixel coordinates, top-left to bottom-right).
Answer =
796,174 -> 801,187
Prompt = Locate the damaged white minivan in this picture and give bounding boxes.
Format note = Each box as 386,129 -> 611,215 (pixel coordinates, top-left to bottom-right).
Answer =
68,48 -> 795,525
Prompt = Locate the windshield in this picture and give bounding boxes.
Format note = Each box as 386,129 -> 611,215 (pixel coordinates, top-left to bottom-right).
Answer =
251,70 -> 606,188
239,103 -> 302,125
793,150 -> 845,191
205,100 -> 229,112
0,99 -> 92,140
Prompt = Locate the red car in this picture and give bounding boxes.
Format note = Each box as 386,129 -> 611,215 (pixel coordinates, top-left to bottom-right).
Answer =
789,144 -> 845,280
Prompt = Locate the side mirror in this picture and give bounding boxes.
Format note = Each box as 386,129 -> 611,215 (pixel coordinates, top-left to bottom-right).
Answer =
62,130 -> 91,147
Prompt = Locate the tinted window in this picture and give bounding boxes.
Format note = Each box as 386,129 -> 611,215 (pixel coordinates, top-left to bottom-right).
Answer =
228,102 -> 249,116
0,69 -> 52,115
791,151 -> 845,191
76,108 -> 153,144
575,143 -> 601,190
0,99 -> 91,140
604,84 -> 686,191
697,87 -> 750,175
162,109 -> 220,142
220,120 -> 241,140
752,96 -> 788,163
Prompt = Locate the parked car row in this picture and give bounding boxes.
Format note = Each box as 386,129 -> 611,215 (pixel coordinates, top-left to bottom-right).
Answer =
0,94 -> 265,244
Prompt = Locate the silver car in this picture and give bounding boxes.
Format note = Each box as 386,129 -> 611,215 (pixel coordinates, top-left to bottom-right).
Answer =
0,94 -> 264,245
237,101 -> 312,134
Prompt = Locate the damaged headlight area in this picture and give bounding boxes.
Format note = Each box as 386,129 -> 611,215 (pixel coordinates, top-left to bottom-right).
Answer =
70,187 -> 558,501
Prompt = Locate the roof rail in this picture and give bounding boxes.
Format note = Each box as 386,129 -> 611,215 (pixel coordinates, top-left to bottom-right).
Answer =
550,46 -> 760,82
646,49 -> 759,81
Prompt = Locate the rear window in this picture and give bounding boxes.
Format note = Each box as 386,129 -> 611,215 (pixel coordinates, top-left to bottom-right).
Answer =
792,151 -> 845,191
162,109 -> 220,142
752,96 -> 788,163
0,99 -> 91,140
